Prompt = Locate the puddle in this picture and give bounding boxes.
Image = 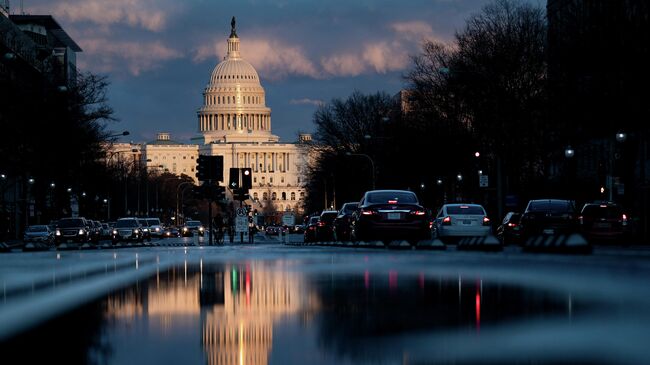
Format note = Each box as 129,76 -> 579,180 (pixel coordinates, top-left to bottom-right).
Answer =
0,261 -> 605,365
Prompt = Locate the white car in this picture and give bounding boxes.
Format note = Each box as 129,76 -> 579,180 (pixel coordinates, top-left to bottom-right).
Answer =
433,203 -> 492,239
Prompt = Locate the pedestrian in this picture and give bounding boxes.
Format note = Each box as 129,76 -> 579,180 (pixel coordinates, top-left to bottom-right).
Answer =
248,217 -> 256,244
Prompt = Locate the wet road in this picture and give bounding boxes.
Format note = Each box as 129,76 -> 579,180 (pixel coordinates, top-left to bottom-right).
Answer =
1,237 -> 650,365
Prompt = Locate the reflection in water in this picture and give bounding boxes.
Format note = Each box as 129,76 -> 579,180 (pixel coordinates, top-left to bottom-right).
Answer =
1,261 -> 594,365
102,261 -> 312,365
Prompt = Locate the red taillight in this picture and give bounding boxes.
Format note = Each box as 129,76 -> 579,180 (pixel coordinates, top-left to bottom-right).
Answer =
622,214 -> 628,222
442,216 -> 451,225
410,210 -> 426,216
388,200 -> 398,204
507,222 -> 517,227
483,216 -> 490,225
318,221 -> 325,226
361,209 -> 376,216
429,221 -> 433,229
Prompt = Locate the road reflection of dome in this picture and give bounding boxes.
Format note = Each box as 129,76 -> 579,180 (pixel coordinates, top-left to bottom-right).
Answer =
202,263 -> 309,365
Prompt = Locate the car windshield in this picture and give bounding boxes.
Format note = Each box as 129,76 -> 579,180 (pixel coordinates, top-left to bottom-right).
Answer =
309,217 -> 320,224
582,205 -> 622,219
447,205 -> 485,215
342,203 -> 358,214
146,219 -> 161,226
115,219 -> 138,228
27,226 -> 48,232
57,219 -> 85,228
528,200 -> 573,213
366,191 -> 418,204
187,221 -> 202,227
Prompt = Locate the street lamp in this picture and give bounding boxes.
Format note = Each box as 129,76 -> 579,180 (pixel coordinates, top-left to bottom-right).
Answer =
345,152 -> 375,190
564,146 -> 575,158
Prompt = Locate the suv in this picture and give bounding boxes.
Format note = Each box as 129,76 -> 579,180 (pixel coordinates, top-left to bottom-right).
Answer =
579,202 -> 632,242
519,199 -> 578,238
55,217 -> 91,244
182,220 -> 205,237
145,218 -> 164,238
111,217 -> 144,244
333,202 -> 359,241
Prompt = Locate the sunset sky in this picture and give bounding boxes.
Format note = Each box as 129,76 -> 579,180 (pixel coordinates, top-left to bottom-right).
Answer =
21,0 -> 540,143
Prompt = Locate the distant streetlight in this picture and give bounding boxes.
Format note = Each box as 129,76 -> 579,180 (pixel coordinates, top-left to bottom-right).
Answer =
436,179 -> 443,185
474,151 -> 480,158
456,174 -> 463,182
564,146 -> 575,158
28,178 -> 35,184
50,182 -> 56,188
616,132 -> 627,143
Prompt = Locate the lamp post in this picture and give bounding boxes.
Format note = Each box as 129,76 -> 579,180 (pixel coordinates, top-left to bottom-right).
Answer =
565,146 -> 575,200
176,181 -> 194,224
103,198 -> 110,220
345,152 -> 375,190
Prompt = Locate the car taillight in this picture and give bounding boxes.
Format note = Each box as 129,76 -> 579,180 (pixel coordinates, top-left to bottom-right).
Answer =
442,216 -> 451,225
361,209 -> 376,216
483,216 -> 490,225
318,222 -> 325,226
622,214 -> 628,221
410,210 -> 426,216
507,222 -> 517,227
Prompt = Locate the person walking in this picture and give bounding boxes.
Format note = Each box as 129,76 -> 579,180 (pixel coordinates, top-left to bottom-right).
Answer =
248,217 -> 256,244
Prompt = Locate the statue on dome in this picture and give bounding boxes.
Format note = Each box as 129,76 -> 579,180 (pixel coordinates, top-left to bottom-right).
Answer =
230,16 -> 237,38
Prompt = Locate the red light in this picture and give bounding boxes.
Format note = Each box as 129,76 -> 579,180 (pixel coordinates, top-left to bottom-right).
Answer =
622,214 -> 628,221
483,217 -> 490,223
507,222 -> 517,227
318,221 -> 325,226
600,204 -> 608,208
442,216 -> 451,225
361,209 -> 376,215
388,200 -> 398,204
410,210 -> 426,216
460,205 -> 469,209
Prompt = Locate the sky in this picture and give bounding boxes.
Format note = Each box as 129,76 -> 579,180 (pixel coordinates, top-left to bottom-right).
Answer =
19,0 -> 536,144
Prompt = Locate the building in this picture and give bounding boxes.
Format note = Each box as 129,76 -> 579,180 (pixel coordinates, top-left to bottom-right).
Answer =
106,18 -> 311,218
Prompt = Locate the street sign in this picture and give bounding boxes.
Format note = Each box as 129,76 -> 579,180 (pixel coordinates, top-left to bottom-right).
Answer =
235,216 -> 248,233
282,213 -> 295,226
479,175 -> 489,187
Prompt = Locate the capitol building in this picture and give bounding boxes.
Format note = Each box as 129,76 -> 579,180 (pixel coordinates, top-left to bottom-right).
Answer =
111,18 -> 311,216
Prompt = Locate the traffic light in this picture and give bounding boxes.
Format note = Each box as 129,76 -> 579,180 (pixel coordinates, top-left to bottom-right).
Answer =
212,155 -> 224,182
196,155 -> 208,181
241,168 -> 252,190
214,186 -> 226,201
229,168 -> 239,189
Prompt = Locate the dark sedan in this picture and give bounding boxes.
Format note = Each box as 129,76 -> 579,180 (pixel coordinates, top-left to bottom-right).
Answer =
333,202 -> 358,241
303,216 -> 320,243
579,202 -> 632,243
350,190 -> 430,243
519,199 -> 579,239
496,212 -> 522,245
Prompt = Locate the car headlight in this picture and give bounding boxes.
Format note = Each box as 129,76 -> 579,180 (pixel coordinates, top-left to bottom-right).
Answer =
134,229 -> 140,234
112,230 -> 118,235
143,228 -> 149,232
199,227 -> 204,231
183,227 -> 188,232
155,227 -> 160,232
55,230 -> 61,236
79,229 -> 85,235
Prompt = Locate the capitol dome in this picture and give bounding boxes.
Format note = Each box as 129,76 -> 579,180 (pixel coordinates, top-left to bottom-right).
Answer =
197,17 -> 278,144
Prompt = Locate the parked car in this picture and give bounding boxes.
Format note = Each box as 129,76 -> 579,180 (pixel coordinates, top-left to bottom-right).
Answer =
579,201 -> 632,243
55,217 -> 91,244
304,216 -> 320,243
519,199 -> 579,238
432,203 -> 492,241
111,217 -> 144,244
350,190 -> 430,243
496,212 -> 522,245
24,225 -> 54,244
144,218 -> 164,238
182,220 -> 205,237
333,202 -> 359,241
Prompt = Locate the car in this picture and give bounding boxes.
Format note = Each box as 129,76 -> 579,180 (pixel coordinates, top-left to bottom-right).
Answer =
88,220 -> 102,243
111,217 -> 144,244
54,217 -> 91,244
495,212 -> 522,245
432,203 -> 492,241
163,226 -> 180,238
144,218 -> 164,238
137,218 -> 153,241
303,216 -> 320,243
292,224 -> 305,234
182,220 -> 205,237
333,202 -> 359,241
350,190 -> 430,243
519,199 -> 579,239
265,226 -> 281,236
317,210 -> 338,241
24,225 -> 54,244
579,201 -> 632,243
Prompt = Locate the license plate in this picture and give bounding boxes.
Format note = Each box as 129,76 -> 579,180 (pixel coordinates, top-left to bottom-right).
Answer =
387,213 -> 400,220
463,220 -> 472,225
543,229 -> 555,235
